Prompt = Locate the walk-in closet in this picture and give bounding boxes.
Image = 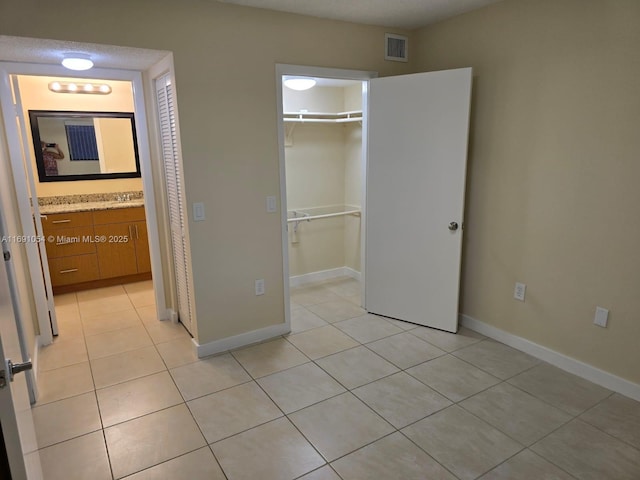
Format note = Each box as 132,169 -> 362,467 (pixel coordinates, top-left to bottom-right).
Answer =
282,78 -> 364,293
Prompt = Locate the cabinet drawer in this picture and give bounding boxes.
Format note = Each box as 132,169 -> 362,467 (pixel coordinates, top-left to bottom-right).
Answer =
49,254 -> 100,286
44,226 -> 96,258
42,211 -> 94,231
93,207 -> 145,225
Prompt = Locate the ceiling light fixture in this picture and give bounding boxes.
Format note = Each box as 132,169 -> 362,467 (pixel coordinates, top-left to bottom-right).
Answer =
284,78 -> 317,91
61,53 -> 94,71
48,81 -> 112,95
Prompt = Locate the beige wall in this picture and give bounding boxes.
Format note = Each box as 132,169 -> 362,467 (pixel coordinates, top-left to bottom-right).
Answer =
285,121 -> 346,276
284,87 -> 344,113
17,75 -> 143,197
343,85 -> 363,271
1,0 -> 412,344
95,117 -> 137,174
416,0 -> 640,383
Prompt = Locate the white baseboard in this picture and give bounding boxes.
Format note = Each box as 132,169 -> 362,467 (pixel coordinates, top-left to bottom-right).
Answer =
290,266 -> 360,287
193,322 -> 290,358
164,308 -> 178,322
343,267 -> 361,281
460,314 -> 640,402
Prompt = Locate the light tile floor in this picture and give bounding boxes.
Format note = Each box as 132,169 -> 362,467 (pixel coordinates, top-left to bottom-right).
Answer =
33,277 -> 640,479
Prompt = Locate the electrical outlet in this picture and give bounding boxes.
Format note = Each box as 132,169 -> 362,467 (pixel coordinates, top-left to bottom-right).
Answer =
594,307 -> 608,328
255,279 -> 265,296
514,282 -> 526,302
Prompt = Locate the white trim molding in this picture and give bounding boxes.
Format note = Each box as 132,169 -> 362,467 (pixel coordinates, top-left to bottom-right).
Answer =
289,266 -> 360,288
193,322 -> 290,358
164,308 -> 178,323
460,314 -> 640,402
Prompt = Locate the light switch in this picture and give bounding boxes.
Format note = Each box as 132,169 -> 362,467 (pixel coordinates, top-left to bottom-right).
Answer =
594,307 -> 609,328
193,202 -> 205,222
266,196 -> 277,213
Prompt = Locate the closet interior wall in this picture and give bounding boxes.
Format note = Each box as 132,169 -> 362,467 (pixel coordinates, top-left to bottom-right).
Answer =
283,83 -> 362,279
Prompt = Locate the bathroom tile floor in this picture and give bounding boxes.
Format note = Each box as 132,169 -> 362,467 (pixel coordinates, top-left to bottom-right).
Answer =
32,277 -> 640,479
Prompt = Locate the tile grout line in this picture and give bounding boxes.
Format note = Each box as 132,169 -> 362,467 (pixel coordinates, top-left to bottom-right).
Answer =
287,282 -> 463,477
56,294 -> 116,480
48,279 -> 640,478
291,280 -> 554,479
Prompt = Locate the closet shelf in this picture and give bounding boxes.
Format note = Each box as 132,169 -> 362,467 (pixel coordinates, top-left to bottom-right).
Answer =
283,110 -> 362,124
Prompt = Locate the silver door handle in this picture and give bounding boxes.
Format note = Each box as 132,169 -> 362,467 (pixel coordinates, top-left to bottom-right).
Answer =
448,222 -> 459,231
7,359 -> 33,382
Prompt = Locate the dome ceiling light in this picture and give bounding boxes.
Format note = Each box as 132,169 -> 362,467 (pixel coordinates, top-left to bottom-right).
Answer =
284,77 -> 317,91
61,53 -> 94,71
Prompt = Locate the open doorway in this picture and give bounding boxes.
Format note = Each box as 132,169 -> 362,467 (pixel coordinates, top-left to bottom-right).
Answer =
13,74 -> 156,344
277,65 -> 473,336
0,47 -> 184,403
276,65 -> 375,330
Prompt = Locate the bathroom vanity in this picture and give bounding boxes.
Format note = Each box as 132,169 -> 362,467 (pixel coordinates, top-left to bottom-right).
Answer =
40,196 -> 150,293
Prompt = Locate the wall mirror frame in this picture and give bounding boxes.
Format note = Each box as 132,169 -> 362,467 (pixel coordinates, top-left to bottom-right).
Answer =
28,110 -> 141,182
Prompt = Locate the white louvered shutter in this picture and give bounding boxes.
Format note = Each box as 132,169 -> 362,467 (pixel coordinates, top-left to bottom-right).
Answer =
156,74 -> 194,332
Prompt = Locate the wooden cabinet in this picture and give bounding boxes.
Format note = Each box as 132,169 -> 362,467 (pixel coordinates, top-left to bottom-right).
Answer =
133,220 -> 151,273
42,212 -> 100,287
49,255 -> 100,287
93,223 -> 138,278
93,207 -> 151,279
42,206 -> 151,292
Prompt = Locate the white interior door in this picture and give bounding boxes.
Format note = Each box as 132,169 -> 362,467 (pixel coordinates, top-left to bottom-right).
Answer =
365,68 -> 472,333
10,76 -> 58,338
0,247 -> 41,479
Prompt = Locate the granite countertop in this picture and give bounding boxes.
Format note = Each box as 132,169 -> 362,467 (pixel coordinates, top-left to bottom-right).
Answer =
37,191 -> 144,215
39,199 -> 145,215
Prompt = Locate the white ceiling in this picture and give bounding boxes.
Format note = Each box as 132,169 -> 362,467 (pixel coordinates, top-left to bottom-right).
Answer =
218,0 -> 503,29
0,36 -> 169,70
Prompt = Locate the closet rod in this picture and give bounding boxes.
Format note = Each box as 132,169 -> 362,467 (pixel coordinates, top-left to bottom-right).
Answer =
287,210 -> 361,223
283,118 -> 362,123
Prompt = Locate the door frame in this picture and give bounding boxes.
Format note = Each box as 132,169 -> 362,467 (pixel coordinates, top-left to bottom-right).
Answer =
275,64 -> 376,325
0,61 -> 168,345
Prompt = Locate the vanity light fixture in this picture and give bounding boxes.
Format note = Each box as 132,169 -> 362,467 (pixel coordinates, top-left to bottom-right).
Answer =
61,53 -> 94,71
284,77 -> 317,91
48,81 -> 112,95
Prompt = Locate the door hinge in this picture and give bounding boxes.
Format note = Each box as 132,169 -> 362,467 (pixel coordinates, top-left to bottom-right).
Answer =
3,250 -> 10,262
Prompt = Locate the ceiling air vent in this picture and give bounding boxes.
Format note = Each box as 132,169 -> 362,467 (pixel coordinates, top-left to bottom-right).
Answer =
385,33 -> 408,62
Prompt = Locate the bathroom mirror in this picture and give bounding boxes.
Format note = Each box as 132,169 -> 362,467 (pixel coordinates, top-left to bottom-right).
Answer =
28,110 -> 141,182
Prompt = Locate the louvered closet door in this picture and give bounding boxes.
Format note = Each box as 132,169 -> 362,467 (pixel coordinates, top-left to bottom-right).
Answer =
156,74 -> 194,333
